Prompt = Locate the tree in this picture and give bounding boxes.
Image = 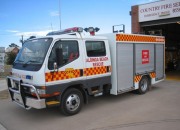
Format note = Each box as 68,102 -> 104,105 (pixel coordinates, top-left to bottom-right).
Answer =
6,52 -> 17,65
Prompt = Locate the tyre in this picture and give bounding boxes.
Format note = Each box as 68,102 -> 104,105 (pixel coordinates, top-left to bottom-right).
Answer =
137,76 -> 149,94
60,88 -> 83,116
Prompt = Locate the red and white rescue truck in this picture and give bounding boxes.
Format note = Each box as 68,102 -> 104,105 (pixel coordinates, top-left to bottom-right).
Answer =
7,27 -> 165,115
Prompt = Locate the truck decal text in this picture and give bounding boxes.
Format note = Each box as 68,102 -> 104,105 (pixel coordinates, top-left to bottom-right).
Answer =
86,57 -> 108,67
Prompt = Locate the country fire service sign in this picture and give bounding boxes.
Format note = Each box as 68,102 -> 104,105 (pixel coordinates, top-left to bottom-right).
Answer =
139,0 -> 180,22
142,50 -> 149,64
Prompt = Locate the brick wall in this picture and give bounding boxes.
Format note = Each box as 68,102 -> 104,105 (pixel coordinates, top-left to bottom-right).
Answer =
131,5 -> 141,34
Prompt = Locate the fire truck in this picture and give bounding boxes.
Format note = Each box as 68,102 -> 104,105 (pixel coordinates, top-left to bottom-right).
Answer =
7,27 -> 165,115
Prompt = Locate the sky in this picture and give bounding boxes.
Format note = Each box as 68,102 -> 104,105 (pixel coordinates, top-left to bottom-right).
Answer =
0,0 -> 156,48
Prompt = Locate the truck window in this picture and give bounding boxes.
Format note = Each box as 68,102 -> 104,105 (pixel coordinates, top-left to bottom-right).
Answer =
85,41 -> 106,57
48,40 -> 79,70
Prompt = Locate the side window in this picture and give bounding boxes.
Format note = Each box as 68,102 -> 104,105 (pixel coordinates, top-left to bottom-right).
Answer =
48,40 -> 79,70
85,41 -> 106,57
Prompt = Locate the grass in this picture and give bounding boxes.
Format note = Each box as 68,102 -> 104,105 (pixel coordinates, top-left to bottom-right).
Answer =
0,65 -> 12,78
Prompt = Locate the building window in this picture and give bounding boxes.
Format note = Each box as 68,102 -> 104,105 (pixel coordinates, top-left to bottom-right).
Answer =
85,41 -> 106,57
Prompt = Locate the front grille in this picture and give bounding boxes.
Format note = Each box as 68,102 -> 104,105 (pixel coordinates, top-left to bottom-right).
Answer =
12,81 -> 20,91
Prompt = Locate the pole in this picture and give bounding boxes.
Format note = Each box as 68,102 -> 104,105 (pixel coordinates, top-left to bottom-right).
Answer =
59,0 -> 61,30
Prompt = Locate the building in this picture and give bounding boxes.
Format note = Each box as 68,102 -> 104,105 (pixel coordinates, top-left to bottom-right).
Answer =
131,0 -> 180,70
0,47 -> 5,72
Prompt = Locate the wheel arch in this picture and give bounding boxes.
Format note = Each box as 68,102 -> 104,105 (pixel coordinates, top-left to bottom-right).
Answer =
142,74 -> 151,86
137,74 -> 151,94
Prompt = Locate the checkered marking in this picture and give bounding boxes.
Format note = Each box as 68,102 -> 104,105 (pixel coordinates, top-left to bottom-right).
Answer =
45,69 -> 80,82
84,66 -> 107,76
134,75 -> 142,83
150,72 -> 156,78
116,34 -> 165,43
45,66 -> 111,82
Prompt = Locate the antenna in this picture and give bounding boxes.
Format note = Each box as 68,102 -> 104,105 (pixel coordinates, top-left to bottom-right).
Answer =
51,23 -> 53,31
59,0 -> 62,30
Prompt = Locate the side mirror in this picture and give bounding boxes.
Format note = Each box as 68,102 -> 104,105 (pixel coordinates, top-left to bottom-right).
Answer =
55,48 -> 63,67
53,62 -> 57,70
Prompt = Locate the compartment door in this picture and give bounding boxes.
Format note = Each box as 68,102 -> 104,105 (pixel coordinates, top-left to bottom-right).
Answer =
135,44 -> 155,74
117,43 -> 134,92
155,44 -> 164,80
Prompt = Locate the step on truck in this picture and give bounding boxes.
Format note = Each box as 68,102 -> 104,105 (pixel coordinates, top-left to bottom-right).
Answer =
7,27 -> 165,115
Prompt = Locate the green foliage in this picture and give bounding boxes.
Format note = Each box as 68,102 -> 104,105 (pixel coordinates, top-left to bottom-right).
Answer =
6,52 -> 17,65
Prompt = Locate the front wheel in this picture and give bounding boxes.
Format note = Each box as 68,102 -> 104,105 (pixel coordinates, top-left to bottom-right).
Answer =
137,76 -> 149,94
60,88 -> 83,116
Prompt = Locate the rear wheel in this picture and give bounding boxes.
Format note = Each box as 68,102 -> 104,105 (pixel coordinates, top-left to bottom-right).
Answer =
60,88 -> 83,116
137,76 -> 149,94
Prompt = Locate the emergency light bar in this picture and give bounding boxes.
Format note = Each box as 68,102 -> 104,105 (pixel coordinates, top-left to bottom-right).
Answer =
47,27 -> 83,36
84,27 -> 100,36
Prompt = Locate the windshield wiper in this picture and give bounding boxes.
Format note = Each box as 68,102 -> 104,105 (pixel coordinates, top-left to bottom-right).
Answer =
23,60 -> 41,67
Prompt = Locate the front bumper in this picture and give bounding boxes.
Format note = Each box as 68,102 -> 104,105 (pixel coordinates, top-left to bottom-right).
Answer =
7,76 -> 46,109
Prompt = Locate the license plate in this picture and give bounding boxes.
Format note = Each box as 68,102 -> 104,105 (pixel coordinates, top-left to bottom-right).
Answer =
13,93 -> 23,105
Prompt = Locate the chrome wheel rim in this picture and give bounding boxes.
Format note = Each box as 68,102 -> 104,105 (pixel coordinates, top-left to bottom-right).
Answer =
141,79 -> 148,92
66,94 -> 80,112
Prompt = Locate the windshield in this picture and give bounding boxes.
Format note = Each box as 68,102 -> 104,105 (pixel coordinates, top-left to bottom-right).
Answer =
14,38 -> 52,71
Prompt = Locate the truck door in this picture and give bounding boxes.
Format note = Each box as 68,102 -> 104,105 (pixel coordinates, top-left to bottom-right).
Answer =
45,39 -> 85,85
84,40 -> 111,91
155,44 -> 164,80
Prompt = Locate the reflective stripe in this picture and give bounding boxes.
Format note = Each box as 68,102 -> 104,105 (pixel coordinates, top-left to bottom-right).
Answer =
84,66 -> 108,76
116,34 -> 165,43
134,72 -> 156,83
134,75 -> 142,83
150,72 -> 156,78
46,101 -> 60,106
45,69 -> 81,82
45,66 -> 111,82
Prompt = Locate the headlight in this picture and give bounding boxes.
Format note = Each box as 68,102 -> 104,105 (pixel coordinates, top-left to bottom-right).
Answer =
30,88 -> 36,93
30,88 -> 46,95
37,89 -> 46,95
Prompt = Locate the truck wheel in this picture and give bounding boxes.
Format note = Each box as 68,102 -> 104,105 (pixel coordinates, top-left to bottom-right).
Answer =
137,76 -> 149,94
60,88 -> 83,116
